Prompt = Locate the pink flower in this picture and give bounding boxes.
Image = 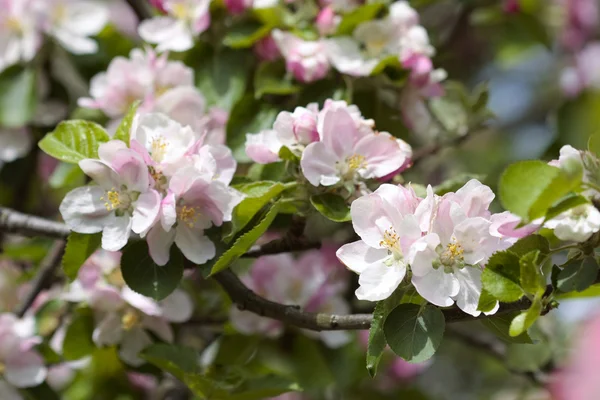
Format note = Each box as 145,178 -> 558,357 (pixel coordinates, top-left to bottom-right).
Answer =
301,106 -> 409,186
245,104 -> 320,164
316,6 -> 339,36
549,312 -> 600,399
254,34 -> 281,62
59,140 -> 161,251
224,0 -> 253,14
559,0 -> 599,51
149,0 -> 168,13
138,0 -> 211,52
272,30 -> 330,83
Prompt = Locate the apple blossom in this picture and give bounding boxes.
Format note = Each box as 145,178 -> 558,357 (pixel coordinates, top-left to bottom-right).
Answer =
59,140 -> 161,251
231,247 -> 350,347
336,184 -> 422,301
0,0 -> 41,72
254,34 -> 281,62
138,0 -> 211,52
0,128 -> 32,167
224,0 -> 253,14
272,30 -> 330,83
316,6 -> 340,36
246,104 -> 319,163
39,0 -> 109,55
545,204 -> 600,242
301,106 -> 409,187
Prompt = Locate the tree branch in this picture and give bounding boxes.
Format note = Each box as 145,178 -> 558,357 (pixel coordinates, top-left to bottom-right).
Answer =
15,240 -> 66,318
0,207 -> 70,239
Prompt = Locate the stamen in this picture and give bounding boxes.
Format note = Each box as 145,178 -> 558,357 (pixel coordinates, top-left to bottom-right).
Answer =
121,310 -> 139,331
101,188 -> 122,211
151,136 -> 169,162
346,154 -> 367,170
178,205 -> 200,228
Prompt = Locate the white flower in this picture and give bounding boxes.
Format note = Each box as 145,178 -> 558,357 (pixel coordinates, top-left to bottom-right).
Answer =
545,204 -> 600,242
0,0 -> 41,72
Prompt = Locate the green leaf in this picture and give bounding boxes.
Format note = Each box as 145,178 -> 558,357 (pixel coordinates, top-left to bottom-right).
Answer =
336,3 -> 385,35
226,94 -> 279,162
370,55 -> 401,76
62,232 -> 102,281
142,343 -> 199,380
0,66 -> 37,127
113,102 -> 139,144
519,250 -> 544,295
589,131 -> 600,156
224,21 -> 272,49
476,288 -> 497,313
509,296 -> 542,337
310,193 -> 351,222
62,308 -> 95,361
121,241 -> 184,301
367,288 -> 404,377
506,342 -> 552,372
557,91 -> 600,150
254,61 -> 300,98
196,49 -> 249,110
556,256 -> 599,293
481,251 -> 524,302
38,120 -> 110,164
383,304 -> 445,363
228,376 -> 301,400
481,313 -> 533,344
555,283 -> 600,299
499,160 -> 577,221
509,234 -> 550,258
544,194 -> 590,222
278,146 -> 300,162
291,335 -> 335,389
227,181 -> 286,240
48,162 -> 85,189
22,382 -> 61,400
209,202 -> 282,275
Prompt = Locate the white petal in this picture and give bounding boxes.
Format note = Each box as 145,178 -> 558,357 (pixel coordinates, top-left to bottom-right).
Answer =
53,29 -> 98,55
4,351 -> 46,388
141,316 -> 173,343
119,327 -> 153,366
92,312 -> 123,346
121,287 -> 162,316
138,17 -> 194,52
300,142 -> 339,186
79,159 -> 121,189
325,37 -> 378,76
175,225 -> 216,264
146,225 -> 176,266
159,289 -> 194,323
355,262 -> 407,301
453,267 -> 485,317
0,128 -> 31,163
59,186 -> 113,234
59,1 -> 109,36
408,233 -> 441,277
0,379 -> 23,400
411,268 -> 459,307
132,190 -> 161,235
101,215 -> 133,251
336,240 -> 388,274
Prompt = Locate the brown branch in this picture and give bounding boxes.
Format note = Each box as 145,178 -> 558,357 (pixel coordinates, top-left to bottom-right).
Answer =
242,237 -> 321,258
0,207 -> 70,239
15,240 -> 66,318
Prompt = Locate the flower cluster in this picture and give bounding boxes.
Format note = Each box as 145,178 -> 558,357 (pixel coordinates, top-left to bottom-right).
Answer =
337,179 -> 535,316
0,0 -> 108,72
245,100 -> 413,187
230,245 -> 351,348
59,250 -> 193,366
78,47 -> 227,144
59,111 -> 243,265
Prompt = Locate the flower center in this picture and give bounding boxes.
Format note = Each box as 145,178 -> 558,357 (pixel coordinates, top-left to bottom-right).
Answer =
439,241 -> 465,269
52,4 -> 68,24
0,361 -> 5,375
178,205 -> 200,228
101,187 -> 136,215
346,154 -> 367,171
150,136 -> 169,163
6,17 -> 22,33
171,3 -> 188,20
365,38 -> 388,57
121,310 -> 140,331
380,227 -> 404,266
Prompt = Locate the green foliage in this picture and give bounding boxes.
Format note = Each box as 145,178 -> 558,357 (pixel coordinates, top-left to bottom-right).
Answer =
196,48 -> 249,110
557,92 -> 600,150
509,234 -> 550,257
499,160 -> 578,222
62,232 -> 102,281
310,193 -> 351,222
291,335 -> 335,389
519,250 -> 545,295
481,251 -> 523,302
48,162 -> 86,189
0,66 -> 37,127
588,131 -> 600,155
254,61 -> 300,98
208,201 -> 282,275
227,181 -> 287,240
63,308 -> 96,361
481,313 -> 533,344
366,288 -> 404,377
120,241 -> 184,301
556,256 -> 599,293
544,194 -> 590,222
476,288 -> 497,313
38,120 -> 110,164
113,102 -> 139,144
224,21 -> 272,49
336,3 -> 385,35
383,304 -> 445,363
509,295 -> 542,337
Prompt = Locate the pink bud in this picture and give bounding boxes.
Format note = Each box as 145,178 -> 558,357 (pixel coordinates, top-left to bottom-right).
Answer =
148,0 -> 167,13
316,6 -> 338,36
224,0 -> 253,15
254,35 -> 281,62
503,0 -> 520,14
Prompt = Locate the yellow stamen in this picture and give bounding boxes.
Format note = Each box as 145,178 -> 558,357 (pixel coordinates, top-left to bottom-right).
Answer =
101,189 -> 121,211
379,227 -> 400,251
171,3 -> 188,19
151,136 -> 169,162
346,154 -> 367,170
178,205 -> 199,228
0,362 -> 5,374
122,310 -> 140,331
107,269 -> 125,288
446,243 -> 464,259
6,17 -> 22,33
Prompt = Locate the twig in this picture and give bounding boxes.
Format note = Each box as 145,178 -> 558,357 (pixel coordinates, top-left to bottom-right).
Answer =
125,0 -> 153,21
15,241 -> 66,318
0,207 -> 70,239
242,237 -> 321,258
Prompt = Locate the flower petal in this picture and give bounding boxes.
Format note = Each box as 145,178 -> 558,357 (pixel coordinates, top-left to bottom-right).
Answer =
132,190 -> 161,236
175,225 -> 216,264
59,186 -> 113,234
300,141 -> 339,186
146,225 -> 176,266
336,240 -> 388,274
355,262 -> 407,301
5,350 -> 47,388
411,268 -> 459,307
159,289 -> 194,323
101,215 -> 133,251
453,267 -> 486,317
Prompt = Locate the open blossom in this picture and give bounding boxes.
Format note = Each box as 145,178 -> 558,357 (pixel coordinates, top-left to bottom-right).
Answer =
79,47 -> 194,119
301,105 -> 409,187
545,204 -> 600,242
59,140 -> 161,251
338,180 -> 510,316
246,104 -> 319,163
272,30 -> 330,83
0,128 -> 32,167
39,0 -> 109,55
0,0 -> 41,72
231,246 -> 350,348
0,313 -> 47,394
138,0 -> 211,52
61,250 -> 193,366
